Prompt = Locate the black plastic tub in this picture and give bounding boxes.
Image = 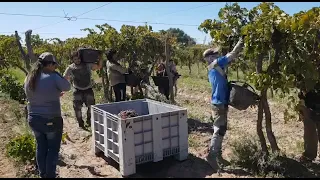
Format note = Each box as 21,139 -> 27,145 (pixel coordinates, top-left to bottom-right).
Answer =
151,76 -> 169,88
78,48 -> 102,63
125,73 -> 141,87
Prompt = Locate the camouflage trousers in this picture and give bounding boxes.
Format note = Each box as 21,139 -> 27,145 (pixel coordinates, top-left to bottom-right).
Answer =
73,88 -> 95,127
209,104 -> 228,157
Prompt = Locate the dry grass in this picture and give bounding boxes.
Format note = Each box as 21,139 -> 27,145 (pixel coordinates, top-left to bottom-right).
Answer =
0,94 -> 30,178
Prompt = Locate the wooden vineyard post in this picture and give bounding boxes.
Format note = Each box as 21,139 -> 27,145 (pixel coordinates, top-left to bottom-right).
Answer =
164,33 -> 175,103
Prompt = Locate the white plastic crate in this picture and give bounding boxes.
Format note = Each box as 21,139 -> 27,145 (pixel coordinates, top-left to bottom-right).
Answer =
91,99 -> 188,177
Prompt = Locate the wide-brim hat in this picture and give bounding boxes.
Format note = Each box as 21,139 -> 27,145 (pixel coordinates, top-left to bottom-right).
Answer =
203,47 -> 220,58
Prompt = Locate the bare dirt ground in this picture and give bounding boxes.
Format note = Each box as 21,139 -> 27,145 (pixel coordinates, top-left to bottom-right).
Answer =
1,84 -> 320,178
55,86 -> 320,178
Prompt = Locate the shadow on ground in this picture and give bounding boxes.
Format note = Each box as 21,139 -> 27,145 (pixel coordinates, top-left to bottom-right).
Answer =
304,161 -> 320,177
228,154 -> 320,178
131,154 -> 214,178
279,157 -> 320,178
55,117 -> 320,178
56,146 -> 320,178
94,153 -> 254,178
188,118 -> 213,134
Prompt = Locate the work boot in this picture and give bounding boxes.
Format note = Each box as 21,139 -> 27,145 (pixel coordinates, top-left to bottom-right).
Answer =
205,155 -> 220,171
86,119 -> 91,127
298,155 -> 313,164
78,121 -> 86,129
217,155 -> 231,167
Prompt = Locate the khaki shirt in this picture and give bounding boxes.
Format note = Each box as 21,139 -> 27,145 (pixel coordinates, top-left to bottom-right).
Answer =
106,61 -> 127,87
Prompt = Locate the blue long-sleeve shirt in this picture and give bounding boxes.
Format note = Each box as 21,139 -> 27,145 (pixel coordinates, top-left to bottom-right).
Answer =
208,38 -> 244,105
24,71 -> 71,118
208,56 -> 229,105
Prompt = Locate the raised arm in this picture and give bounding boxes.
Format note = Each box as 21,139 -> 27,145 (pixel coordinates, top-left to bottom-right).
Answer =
91,54 -> 103,71
226,36 -> 245,63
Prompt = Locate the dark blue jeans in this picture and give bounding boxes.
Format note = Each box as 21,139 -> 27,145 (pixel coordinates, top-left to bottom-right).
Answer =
28,115 -> 63,178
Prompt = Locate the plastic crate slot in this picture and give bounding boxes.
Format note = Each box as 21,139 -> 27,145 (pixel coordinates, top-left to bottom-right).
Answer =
134,140 -> 153,146
163,147 -> 180,157
98,114 -> 104,124
112,143 -> 119,154
94,122 -> 99,131
105,113 -> 118,122
108,151 -> 120,163
93,108 -> 104,116
93,107 -> 103,113
162,125 -> 179,129
162,135 -> 179,140
112,132 -> 118,143
93,113 -> 99,122
96,133 -> 104,137
134,129 -> 152,134
95,141 -> 104,151
107,140 -> 112,150
134,117 -> 152,123
111,121 -> 118,131
135,153 -> 154,164
107,128 -> 118,134
99,135 -> 104,144
107,119 -> 112,129
94,133 -> 99,141
99,124 -> 104,134
107,130 -> 112,140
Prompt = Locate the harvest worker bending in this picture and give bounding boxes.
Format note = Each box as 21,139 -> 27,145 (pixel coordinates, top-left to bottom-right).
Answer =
203,35 -> 245,171
64,51 -> 103,129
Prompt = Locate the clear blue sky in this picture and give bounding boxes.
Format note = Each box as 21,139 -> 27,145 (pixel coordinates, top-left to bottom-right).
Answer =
1,2 -> 319,44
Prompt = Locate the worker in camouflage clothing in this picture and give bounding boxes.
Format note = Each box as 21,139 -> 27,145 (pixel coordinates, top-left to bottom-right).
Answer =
64,51 -> 103,129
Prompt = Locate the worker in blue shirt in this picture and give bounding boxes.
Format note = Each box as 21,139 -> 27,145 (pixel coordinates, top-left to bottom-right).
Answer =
203,35 -> 245,171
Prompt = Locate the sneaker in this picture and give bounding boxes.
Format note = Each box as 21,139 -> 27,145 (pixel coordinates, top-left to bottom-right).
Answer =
205,156 -> 220,171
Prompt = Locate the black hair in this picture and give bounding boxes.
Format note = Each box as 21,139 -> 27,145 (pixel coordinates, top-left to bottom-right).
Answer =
105,49 -> 116,60
106,49 -> 120,65
27,60 -> 55,91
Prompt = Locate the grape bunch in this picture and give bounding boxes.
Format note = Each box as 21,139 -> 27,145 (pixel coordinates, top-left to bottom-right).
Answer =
118,110 -> 138,119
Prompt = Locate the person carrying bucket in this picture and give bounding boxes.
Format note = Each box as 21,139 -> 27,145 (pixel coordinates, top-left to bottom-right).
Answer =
202,35 -> 246,171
